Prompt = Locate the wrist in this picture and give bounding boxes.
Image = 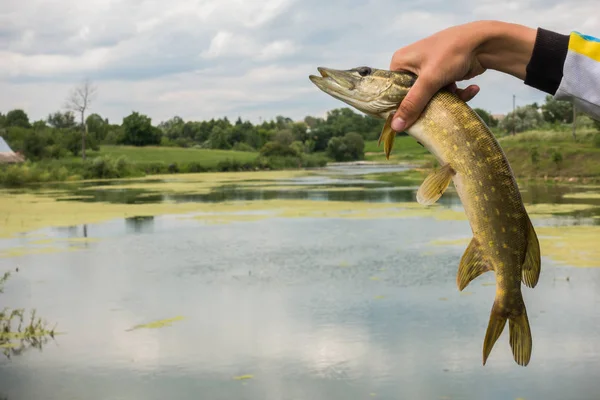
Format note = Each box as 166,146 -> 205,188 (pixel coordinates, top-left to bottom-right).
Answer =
474,21 -> 537,80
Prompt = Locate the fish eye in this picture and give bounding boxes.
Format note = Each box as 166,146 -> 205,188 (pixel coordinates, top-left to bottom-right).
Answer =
356,67 -> 372,77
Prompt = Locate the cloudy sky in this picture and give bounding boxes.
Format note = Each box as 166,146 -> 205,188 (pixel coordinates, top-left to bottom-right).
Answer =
1,0 -> 598,125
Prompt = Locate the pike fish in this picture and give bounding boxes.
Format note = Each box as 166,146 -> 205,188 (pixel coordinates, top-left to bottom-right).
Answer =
309,66 -> 541,366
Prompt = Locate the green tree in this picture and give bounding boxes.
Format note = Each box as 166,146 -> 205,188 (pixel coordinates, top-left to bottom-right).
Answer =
208,126 -> 231,149
86,113 -> 109,142
500,104 -> 543,134
290,122 -> 308,142
541,95 -> 573,123
5,109 -> 31,128
274,130 -> 294,146
158,116 -> 185,140
47,111 -> 77,129
121,112 -> 161,146
327,132 -> 365,161
32,120 -> 47,131
259,141 -> 299,158
473,108 -> 498,127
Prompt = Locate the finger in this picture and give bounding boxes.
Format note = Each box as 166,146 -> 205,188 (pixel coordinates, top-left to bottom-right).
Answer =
391,76 -> 439,132
445,82 -> 458,93
456,84 -> 480,102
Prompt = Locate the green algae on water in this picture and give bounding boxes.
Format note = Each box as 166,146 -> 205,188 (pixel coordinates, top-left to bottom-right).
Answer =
562,192 -> 600,200
233,374 -> 254,380
126,316 -> 186,331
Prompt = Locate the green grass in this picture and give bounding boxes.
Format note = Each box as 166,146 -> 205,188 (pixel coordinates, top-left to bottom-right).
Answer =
366,168 -> 429,186
365,128 -> 600,183
81,145 -> 259,166
0,144 -> 328,187
364,135 -> 432,164
499,130 -> 600,181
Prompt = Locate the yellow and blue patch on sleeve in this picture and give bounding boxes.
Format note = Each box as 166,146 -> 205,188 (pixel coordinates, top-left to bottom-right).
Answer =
554,31 -> 600,121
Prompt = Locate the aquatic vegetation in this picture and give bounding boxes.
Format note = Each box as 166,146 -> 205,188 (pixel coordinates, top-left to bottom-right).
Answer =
562,191 -> 600,199
430,238 -> 470,246
0,246 -> 77,258
0,237 -> 100,259
524,203 -> 598,216
536,226 -> 600,268
430,225 -> 600,268
0,271 -> 57,358
126,316 -> 186,331
188,200 -> 466,223
233,374 -> 254,380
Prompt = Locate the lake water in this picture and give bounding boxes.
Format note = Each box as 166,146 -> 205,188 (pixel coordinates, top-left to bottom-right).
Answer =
1,164 -> 600,400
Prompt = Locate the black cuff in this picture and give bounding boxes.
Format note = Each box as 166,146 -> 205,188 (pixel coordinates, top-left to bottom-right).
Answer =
524,27 -> 570,95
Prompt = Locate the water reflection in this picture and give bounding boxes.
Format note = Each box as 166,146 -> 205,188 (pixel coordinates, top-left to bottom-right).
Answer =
0,215 -> 599,399
125,216 -> 155,235
0,165 -> 600,400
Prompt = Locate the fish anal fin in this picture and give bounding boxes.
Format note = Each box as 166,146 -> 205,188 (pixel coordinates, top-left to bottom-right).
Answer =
521,217 -> 541,288
378,113 -> 396,159
457,237 -> 493,291
416,164 -> 455,206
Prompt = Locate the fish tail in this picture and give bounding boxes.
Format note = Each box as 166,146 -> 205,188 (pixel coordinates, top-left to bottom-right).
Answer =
508,303 -> 532,366
482,295 -> 532,367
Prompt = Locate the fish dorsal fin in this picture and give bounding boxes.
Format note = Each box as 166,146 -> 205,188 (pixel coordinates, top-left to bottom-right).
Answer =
378,113 -> 396,159
521,217 -> 541,288
416,164 -> 455,206
457,237 -> 493,291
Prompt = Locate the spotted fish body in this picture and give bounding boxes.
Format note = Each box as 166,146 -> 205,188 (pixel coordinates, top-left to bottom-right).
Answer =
309,66 -> 541,366
409,91 -> 540,366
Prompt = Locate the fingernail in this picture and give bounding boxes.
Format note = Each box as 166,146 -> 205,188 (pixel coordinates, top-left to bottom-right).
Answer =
391,117 -> 406,132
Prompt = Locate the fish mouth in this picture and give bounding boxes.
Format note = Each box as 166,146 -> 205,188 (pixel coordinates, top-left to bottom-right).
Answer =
309,67 -> 356,91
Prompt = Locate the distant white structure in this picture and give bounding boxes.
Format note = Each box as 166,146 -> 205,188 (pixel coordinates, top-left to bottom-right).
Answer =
0,136 -> 25,163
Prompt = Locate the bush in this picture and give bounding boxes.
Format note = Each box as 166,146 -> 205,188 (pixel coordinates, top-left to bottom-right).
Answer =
259,141 -> 300,158
184,162 -> 207,173
326,132 -> 365,161
593,132 -> 600,148
232,142 -> 255,152
83,156 -> 133,179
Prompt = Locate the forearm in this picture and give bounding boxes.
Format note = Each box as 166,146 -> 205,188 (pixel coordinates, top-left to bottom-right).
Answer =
474,20 -> 538,80
474,21 -> 600,121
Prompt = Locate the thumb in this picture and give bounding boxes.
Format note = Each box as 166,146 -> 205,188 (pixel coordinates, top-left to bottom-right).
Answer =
391,76 -> 438,132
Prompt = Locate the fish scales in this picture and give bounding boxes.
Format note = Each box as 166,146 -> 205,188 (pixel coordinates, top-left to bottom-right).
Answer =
414,91 -> 529,312
309,66 -> 541,366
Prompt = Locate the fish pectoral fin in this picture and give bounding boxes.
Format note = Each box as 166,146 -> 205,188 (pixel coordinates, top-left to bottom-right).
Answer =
457,237 -> 493,291
416,163 -> 455,206
378,113 -> 396,159
521,217 -> 541,288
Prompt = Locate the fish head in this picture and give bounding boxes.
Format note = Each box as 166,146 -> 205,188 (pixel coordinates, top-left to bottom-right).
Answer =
309,66 -> 416,118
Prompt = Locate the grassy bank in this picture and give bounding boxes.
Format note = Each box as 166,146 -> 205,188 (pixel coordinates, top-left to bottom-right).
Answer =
0,145 -> 328,187
91,145 -> 259,166
364,135 -> 432,164
498,129 -> 600,182
365,128 -> 600,184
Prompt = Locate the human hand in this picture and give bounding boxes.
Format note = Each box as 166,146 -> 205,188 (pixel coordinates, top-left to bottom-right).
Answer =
389,22 -> 488,132
388,20 -> 536,132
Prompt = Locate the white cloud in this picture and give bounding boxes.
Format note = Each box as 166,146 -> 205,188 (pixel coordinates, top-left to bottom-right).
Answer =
0,0 -> 599,123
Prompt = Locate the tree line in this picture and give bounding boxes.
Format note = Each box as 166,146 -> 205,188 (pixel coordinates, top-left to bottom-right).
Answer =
474,95 -> 600,135
0,105 -> 384,163
1,84 -> 598,167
